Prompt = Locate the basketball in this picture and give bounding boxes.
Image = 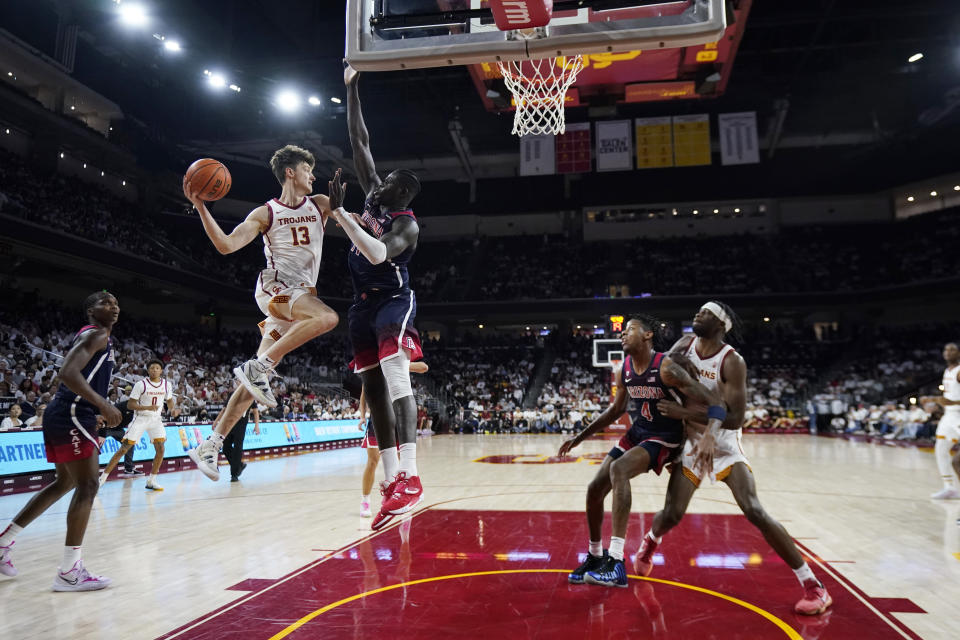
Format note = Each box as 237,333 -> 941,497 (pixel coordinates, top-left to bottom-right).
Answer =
183,158 -> 231,201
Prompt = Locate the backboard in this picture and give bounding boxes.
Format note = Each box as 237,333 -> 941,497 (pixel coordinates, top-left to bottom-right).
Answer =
592,338 -> 624,369
346,1 -> 728,71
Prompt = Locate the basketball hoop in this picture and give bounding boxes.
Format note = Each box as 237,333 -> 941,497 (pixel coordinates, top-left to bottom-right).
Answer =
497,50 -> 584,137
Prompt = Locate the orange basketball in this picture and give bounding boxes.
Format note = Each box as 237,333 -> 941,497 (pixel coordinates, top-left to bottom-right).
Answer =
184,158 -> 232,201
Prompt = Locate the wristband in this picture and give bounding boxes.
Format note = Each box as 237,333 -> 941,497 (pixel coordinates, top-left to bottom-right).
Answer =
707,405 -> 727,421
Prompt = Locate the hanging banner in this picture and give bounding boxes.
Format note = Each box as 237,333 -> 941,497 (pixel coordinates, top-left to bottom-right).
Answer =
718,111 -> 760,165
635,116 -> 674,168
519,134 -> 556,176
672,114 -> 711,167
595,120 -> 633,172
556,122 -> 592,174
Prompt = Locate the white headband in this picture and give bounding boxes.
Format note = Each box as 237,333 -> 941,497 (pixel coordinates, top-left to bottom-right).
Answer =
701,302 -> 732,332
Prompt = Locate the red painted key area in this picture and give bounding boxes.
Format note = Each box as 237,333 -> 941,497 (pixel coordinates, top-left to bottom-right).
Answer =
160,509 -> 922,639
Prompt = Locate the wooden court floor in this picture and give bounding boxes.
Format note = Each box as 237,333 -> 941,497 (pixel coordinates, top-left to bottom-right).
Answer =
0,434 -> 957,639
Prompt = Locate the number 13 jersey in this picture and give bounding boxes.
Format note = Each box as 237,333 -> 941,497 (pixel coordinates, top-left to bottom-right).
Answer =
262,197 -> 326,288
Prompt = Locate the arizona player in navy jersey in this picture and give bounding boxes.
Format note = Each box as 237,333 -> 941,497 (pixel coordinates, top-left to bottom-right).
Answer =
332,63 -> 426,531
558,315 -> 726,588
0,292 -> 123,591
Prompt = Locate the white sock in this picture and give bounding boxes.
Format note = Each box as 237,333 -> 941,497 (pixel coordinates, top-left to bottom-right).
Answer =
609,536 -> 625,561
793,562 -> 816,586
208,432 -> 225,449
0,523 -> 23,547
380,447 -> 399,481
647,530 -> 663,545
588,540 -> 602,557
61,546 -> 81,571
362,494 -> 370,502
256,354 -> 276,368
935,439 -> 956,488
150,474 -> 158,483
398,442 -> 418,476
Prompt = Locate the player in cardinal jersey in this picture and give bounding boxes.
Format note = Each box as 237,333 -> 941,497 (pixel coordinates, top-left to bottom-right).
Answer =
0,292 -> 122,591
925,343 -> 960,499
183,145 -> 339,481
98,360 -> 178,491
332,64 -> 426,531
636,301 -> 832,616
557,316 -> 726,588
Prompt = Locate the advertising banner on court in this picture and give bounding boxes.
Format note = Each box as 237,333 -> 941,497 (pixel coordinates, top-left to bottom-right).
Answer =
0,420 -> 361,476
718,111 -> 760,165
595,120 -> 633,172
519,134 -> 556,176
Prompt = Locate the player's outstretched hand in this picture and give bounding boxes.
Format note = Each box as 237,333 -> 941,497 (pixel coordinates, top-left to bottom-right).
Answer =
344,61 -> 359,87
100,403 -> 123,429
558,436 -> 580,458
329,168 -> 347,210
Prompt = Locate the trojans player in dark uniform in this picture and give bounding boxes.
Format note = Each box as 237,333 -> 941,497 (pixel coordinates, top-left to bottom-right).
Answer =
331,63 -> 425,531
0,292 -> 122,590
558,315 -> 726,587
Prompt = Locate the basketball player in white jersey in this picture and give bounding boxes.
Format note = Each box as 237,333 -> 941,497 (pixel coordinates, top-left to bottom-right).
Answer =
99,359 -> 177,491
635,302 -> 832,616
183,145 -> 339,481
924,342 -> 960,499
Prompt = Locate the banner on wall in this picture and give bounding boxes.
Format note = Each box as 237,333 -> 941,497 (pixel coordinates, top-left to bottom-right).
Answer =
635,117 -> 674,169
718,111 -> 760,165
595,120 -> 633,172
0,420 -> 361,476
672,114 -> 712,167
556,122 -> 592,174
519,134 -> 556,176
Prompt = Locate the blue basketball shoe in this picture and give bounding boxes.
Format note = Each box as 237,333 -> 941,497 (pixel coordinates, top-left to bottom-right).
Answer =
585,555 -> 628,588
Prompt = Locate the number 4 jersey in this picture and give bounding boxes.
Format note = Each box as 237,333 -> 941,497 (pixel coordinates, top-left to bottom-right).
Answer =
622,351 -> 684,442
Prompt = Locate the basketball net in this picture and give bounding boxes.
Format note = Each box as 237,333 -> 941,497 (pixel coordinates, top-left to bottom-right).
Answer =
496,35 -> 584,137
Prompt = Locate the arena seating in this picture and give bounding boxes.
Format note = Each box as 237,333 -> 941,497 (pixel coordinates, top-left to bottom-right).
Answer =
3,147 -> 959,303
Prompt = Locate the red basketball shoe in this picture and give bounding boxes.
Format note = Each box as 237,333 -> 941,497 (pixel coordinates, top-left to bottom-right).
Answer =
633,534 -> 659,577
382,472 -> 423,515
371,508 -> 395,532
795,580 -> 833,615
370,475 -> 402,531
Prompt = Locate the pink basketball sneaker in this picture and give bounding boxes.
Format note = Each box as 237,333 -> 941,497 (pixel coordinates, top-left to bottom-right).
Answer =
0,542 -> 17,577
52,560 -> 112,592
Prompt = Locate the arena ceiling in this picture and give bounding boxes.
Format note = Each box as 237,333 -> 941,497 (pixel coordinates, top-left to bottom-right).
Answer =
2,0 -> 959,207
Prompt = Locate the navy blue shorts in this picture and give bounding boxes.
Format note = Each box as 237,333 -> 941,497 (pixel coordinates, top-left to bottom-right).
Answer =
608,430 -> 681,475
348,289 -> 423,373
43,400 -> 100,463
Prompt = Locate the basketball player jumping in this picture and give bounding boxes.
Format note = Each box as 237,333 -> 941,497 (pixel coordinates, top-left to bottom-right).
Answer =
184,145 -> 339,481
924,342 -> 960,500
558,315 -> 726,587
99,359 -> 178,491
635,302 -> 832,615
0,292 -> 123,590
334,63 -> 425,531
